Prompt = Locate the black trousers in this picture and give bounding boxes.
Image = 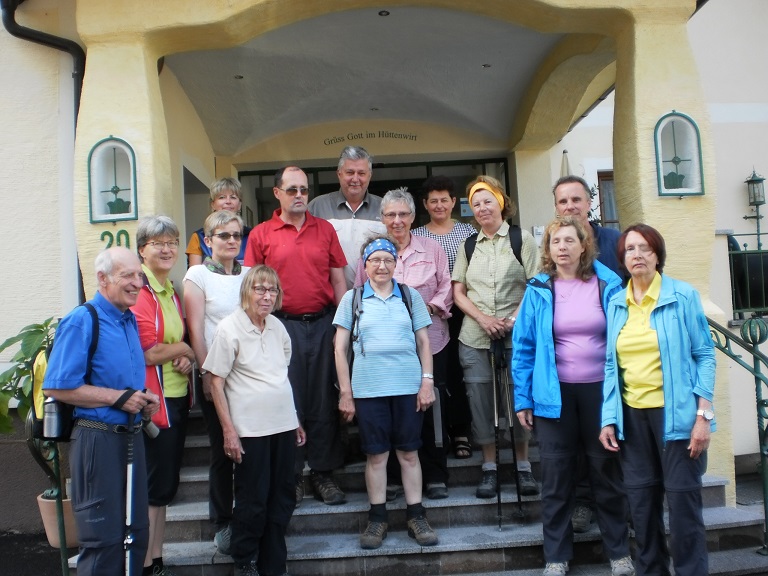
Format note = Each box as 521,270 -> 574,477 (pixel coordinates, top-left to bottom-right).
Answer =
387,347 -> 449,485
445,305 -> 471,438
231,431 -> 297,576
145,395 -> 189,506
279,312 -> 344,474
535,382 -> 630,563
620,405 -> 708,576
196,376 -> 233,531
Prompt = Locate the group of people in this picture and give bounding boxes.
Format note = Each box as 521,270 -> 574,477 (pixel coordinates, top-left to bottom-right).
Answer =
40,145 -> 716,576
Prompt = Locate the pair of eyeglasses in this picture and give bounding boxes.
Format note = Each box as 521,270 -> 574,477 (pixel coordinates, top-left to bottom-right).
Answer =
277,186 -> 311,195
382,211 -> 412,220
367,257 -> 396,267
211,232 -> 243,241
147,240 -> 180,249
253,285 -> 280,296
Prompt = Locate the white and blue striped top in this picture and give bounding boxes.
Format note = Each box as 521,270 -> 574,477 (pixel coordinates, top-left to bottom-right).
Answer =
333,281 -> 431,398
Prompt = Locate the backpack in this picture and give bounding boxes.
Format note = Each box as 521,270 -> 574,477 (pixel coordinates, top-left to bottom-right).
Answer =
464,223 -> 523,267
347,280 -> 413,363
32,303 -> 99,442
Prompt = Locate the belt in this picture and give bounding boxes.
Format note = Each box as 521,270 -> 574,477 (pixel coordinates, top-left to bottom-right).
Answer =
273,305 -> 334,322
75,418 -> 142,435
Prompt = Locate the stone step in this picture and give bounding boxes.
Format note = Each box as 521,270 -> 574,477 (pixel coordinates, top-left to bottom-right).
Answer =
166,474 -> 728,543
77,505 -> 763,576
165,484 -> 543,542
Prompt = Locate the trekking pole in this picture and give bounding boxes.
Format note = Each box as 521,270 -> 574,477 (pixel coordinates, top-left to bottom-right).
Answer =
497,342 -> 525,520
124,414 -> 135,576
489,345 -> 503,530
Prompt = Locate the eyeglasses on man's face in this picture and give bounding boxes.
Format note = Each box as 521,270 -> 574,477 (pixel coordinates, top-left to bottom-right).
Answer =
252,285 -> 280,296
211,232 -> 243,241
277,186 -> 310,196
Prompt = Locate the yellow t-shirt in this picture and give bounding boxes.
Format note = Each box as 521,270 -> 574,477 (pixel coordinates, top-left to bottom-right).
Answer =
617,272 -> 664,408
143,265 -> 188,398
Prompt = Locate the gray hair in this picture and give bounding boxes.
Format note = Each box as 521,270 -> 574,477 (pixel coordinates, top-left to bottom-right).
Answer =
94,249 -> 115,277
136,215 -> 179,252
204,210 -> 243,237
337,146 -> 372,171
210,177 -> 242,203
381,187 -> 416,217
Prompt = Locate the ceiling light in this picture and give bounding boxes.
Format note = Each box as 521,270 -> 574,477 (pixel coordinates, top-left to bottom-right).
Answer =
234,75 -> 244,80
481,64 -> 492,69
378,10 -> 390,16
370,107 -> 379,112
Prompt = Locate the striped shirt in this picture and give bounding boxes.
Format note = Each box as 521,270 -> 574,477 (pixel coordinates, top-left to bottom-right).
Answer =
452,221 -> 539,349
333,281 -> 431,398
412,221 -> 477,273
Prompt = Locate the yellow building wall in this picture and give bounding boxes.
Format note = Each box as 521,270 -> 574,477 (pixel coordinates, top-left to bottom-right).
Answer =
0,0 -> 79,356
159,66 -> 216,288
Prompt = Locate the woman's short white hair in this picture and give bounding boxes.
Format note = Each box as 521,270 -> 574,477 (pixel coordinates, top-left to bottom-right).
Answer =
380,187 -> 415,216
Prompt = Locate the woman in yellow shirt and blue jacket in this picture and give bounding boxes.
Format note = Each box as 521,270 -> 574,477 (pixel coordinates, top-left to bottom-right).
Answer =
599,223 -> 716,576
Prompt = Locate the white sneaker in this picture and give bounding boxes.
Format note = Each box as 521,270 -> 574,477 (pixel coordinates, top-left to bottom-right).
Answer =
610,556 -> 635,576
543,561 -> 569,575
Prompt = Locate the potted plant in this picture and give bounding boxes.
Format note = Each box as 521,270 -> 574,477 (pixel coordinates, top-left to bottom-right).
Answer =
0,317 -> 79,555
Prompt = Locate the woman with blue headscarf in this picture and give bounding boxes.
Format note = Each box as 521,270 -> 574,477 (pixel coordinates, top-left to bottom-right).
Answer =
334,234 -> 438,550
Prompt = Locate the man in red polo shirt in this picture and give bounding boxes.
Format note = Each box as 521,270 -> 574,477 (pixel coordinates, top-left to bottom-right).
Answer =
245,166 -> 348,506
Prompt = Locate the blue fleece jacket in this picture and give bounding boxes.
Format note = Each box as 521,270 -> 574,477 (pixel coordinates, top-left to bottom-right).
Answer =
601,274 -> 716,441
512,260 -> 622,419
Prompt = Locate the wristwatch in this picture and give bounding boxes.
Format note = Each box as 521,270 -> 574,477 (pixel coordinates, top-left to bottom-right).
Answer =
696,408 -> 714,421
422,373 -> 434,379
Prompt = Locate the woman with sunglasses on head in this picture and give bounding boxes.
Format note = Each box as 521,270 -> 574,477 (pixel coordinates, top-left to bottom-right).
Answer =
185,177 -> 252,267
183,210 -> 250,557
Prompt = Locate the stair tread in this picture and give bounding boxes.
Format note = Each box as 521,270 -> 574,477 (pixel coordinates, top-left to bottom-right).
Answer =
161,505 -> 763,560
168,483 -> 542,521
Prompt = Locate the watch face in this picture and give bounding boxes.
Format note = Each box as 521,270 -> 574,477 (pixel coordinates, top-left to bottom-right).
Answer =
704,410 -> 715,420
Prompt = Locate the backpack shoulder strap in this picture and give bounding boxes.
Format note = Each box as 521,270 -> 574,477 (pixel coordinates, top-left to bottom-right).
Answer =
464,232 -> 479,264
82,302 -> 100,383
509,223 -> 523,267
350,286 -> 364,342
394,281 -> 415,331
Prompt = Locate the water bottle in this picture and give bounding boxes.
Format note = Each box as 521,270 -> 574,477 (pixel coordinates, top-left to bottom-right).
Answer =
43,397 -> 63,439
143,416 -> 160,439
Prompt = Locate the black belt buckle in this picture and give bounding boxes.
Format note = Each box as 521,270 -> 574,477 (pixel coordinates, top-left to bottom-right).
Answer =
114,424 -> 130,434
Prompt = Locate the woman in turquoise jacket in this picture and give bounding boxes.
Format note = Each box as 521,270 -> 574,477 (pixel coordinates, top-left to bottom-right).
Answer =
512,216 -> 632,576
599,223 -> 716,576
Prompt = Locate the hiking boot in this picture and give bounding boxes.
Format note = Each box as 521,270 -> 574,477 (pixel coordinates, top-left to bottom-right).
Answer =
543,561 -> 569,575
476,469 -> 497,499
234,561 -> 259,576
310,470 -> 346,505
425,482 -> 448,500
295,474 -> 304,507
517,470 -> 540,496
571,504 -> 592,533
407,515 -> 438,546
214,525 -> 231,556
610,556 -> 636,576
359,520 -> 388,549
386,483 -> 403,501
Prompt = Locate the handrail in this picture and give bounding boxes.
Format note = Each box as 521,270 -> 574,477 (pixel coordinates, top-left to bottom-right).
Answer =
708,316 -> 768,555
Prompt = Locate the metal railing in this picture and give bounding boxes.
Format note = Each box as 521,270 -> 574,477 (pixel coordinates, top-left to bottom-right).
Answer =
709,316 -> 768,554
727,233 -> 768,318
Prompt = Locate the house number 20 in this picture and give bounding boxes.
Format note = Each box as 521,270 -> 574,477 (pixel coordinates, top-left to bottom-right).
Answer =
101,229 -> 130,249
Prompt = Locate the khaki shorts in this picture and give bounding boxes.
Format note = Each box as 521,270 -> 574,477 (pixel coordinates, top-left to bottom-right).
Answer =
459,342 -> 529,446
